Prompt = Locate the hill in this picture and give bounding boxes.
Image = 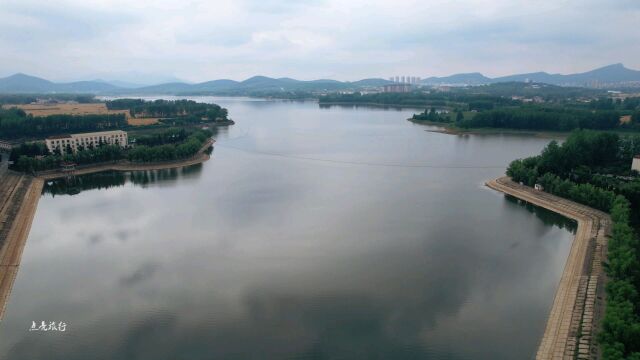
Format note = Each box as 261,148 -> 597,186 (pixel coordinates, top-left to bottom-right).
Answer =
422,63 -> 640,87
0,73 -> 121,93
1,63 -> 639,95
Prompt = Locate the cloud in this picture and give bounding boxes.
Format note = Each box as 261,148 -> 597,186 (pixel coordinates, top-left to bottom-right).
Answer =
0,0 -> 638,82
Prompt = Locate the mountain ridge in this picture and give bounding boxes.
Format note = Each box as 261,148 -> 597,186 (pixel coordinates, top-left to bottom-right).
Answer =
423,63 -> 640,86
0,63 -> 638,94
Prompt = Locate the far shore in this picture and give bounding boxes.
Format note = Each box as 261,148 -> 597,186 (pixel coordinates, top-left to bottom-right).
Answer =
35,138 -> 214,180
318,101 -> 430,109
408,118 -> 572,138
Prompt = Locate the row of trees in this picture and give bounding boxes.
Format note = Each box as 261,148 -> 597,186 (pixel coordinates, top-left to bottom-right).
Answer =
510,170 -> 617,212
458,106 -> 621,131
13,144 -> 125,172
411,107 -> 454,123
590,96 -> 640,111
132,128 -> 189,146
127,130 -> 210,162
0,108 -> 126,139
505,130 -> 640,358
600,196 -> 640,359
106,99 -> 228,121
0,94 -> 95,105
11,129 -> 212,172
318,92 -> 519,108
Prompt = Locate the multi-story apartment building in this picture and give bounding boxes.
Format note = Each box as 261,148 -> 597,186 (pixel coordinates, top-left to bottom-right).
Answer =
45,130 -> 128,154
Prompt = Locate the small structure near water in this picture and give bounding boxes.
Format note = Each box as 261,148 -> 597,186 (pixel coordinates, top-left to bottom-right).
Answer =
60,162 -> 76,172
632,155 -> 640,172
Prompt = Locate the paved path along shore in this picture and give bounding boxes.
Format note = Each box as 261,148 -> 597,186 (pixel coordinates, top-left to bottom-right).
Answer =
0,139 -> 214,321
0,173 -> 43,320
486,176 -> 609,360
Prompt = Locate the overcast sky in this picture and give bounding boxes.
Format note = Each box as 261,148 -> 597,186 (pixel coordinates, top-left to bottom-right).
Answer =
1,0 -> 638,84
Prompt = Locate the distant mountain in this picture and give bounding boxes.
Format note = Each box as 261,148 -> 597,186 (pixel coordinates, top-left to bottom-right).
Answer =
422,64 -> 640,87
422,72 -> 491,86
350,78 -> 394,87
99,79 -> 144,89
124,76 -> 350,94
0,73 -> 397,95
2,64 -> 639,95
0,73 -> 56,92
491,64 -> 640,85
131,82 -> 196,94
560,63 -> 640,84
0,73 -> 121,93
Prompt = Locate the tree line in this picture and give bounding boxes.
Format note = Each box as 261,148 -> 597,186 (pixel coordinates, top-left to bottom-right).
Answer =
106,99 -> 228,121
0,108 -> 126,139
10,129 -> 212,172
0,94 -> 95,105
126,130 -> 208,163
411,107 -> 455,123
459,106 -> 621,131
506,130 -> 640,358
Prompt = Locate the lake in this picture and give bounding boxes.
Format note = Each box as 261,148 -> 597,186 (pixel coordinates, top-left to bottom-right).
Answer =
0,98 -> 575,360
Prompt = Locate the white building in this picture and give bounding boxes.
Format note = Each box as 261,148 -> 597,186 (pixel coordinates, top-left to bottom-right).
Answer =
382,84 -> 412,93
632,155 -> 640,172
46,130 -> 128,154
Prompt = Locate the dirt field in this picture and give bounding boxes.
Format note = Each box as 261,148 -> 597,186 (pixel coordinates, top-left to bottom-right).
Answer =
2,103 -> 160,126
127,117 -> 160,126
4,103 -> 126,117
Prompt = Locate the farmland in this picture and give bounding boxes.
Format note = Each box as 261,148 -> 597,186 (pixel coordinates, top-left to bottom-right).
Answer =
1,103 -> 159,126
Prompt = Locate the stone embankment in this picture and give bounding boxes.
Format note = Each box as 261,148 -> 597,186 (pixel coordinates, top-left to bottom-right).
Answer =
486,176 -> 609,360
0,173 -> 43,320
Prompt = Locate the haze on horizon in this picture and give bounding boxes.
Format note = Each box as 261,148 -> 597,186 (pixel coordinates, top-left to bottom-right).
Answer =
1,0 -> 638,84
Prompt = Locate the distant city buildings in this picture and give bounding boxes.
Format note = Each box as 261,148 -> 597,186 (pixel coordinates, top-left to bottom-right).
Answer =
46,130 -> 128,154
389,76 -> 421,85
382,84 -> 412,93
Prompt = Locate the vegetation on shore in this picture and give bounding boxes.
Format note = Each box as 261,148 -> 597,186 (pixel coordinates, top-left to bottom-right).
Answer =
0,93 -> 96,105
3,98 -> 234,173
410,96 -> 640,132
317,82 -> 640,133
10,128 -> 213,173
506,131 -> 640,358
106,99 -> 229,122
0,98 -> 233,141
0,108 -> 127,139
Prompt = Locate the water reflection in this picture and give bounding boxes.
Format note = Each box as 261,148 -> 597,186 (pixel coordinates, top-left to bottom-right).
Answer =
42,165 -> 204,197
504,195 -> 577,233
318,103 -> 419,111
1,98 -> 574,360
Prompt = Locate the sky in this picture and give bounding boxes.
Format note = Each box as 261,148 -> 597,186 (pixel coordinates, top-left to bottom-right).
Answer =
0,0 -> 639,84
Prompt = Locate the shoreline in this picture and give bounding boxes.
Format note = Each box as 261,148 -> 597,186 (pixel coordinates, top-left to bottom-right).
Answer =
486,176 -> 608,360
0,176 -> 43,320
36,138 -> 214,180
408,118 -> 570,138
0,138 -> 214,320
318,101 -> 429,109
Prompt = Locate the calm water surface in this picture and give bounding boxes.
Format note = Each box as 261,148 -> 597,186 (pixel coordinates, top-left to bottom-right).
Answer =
0,98 -> 575,360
